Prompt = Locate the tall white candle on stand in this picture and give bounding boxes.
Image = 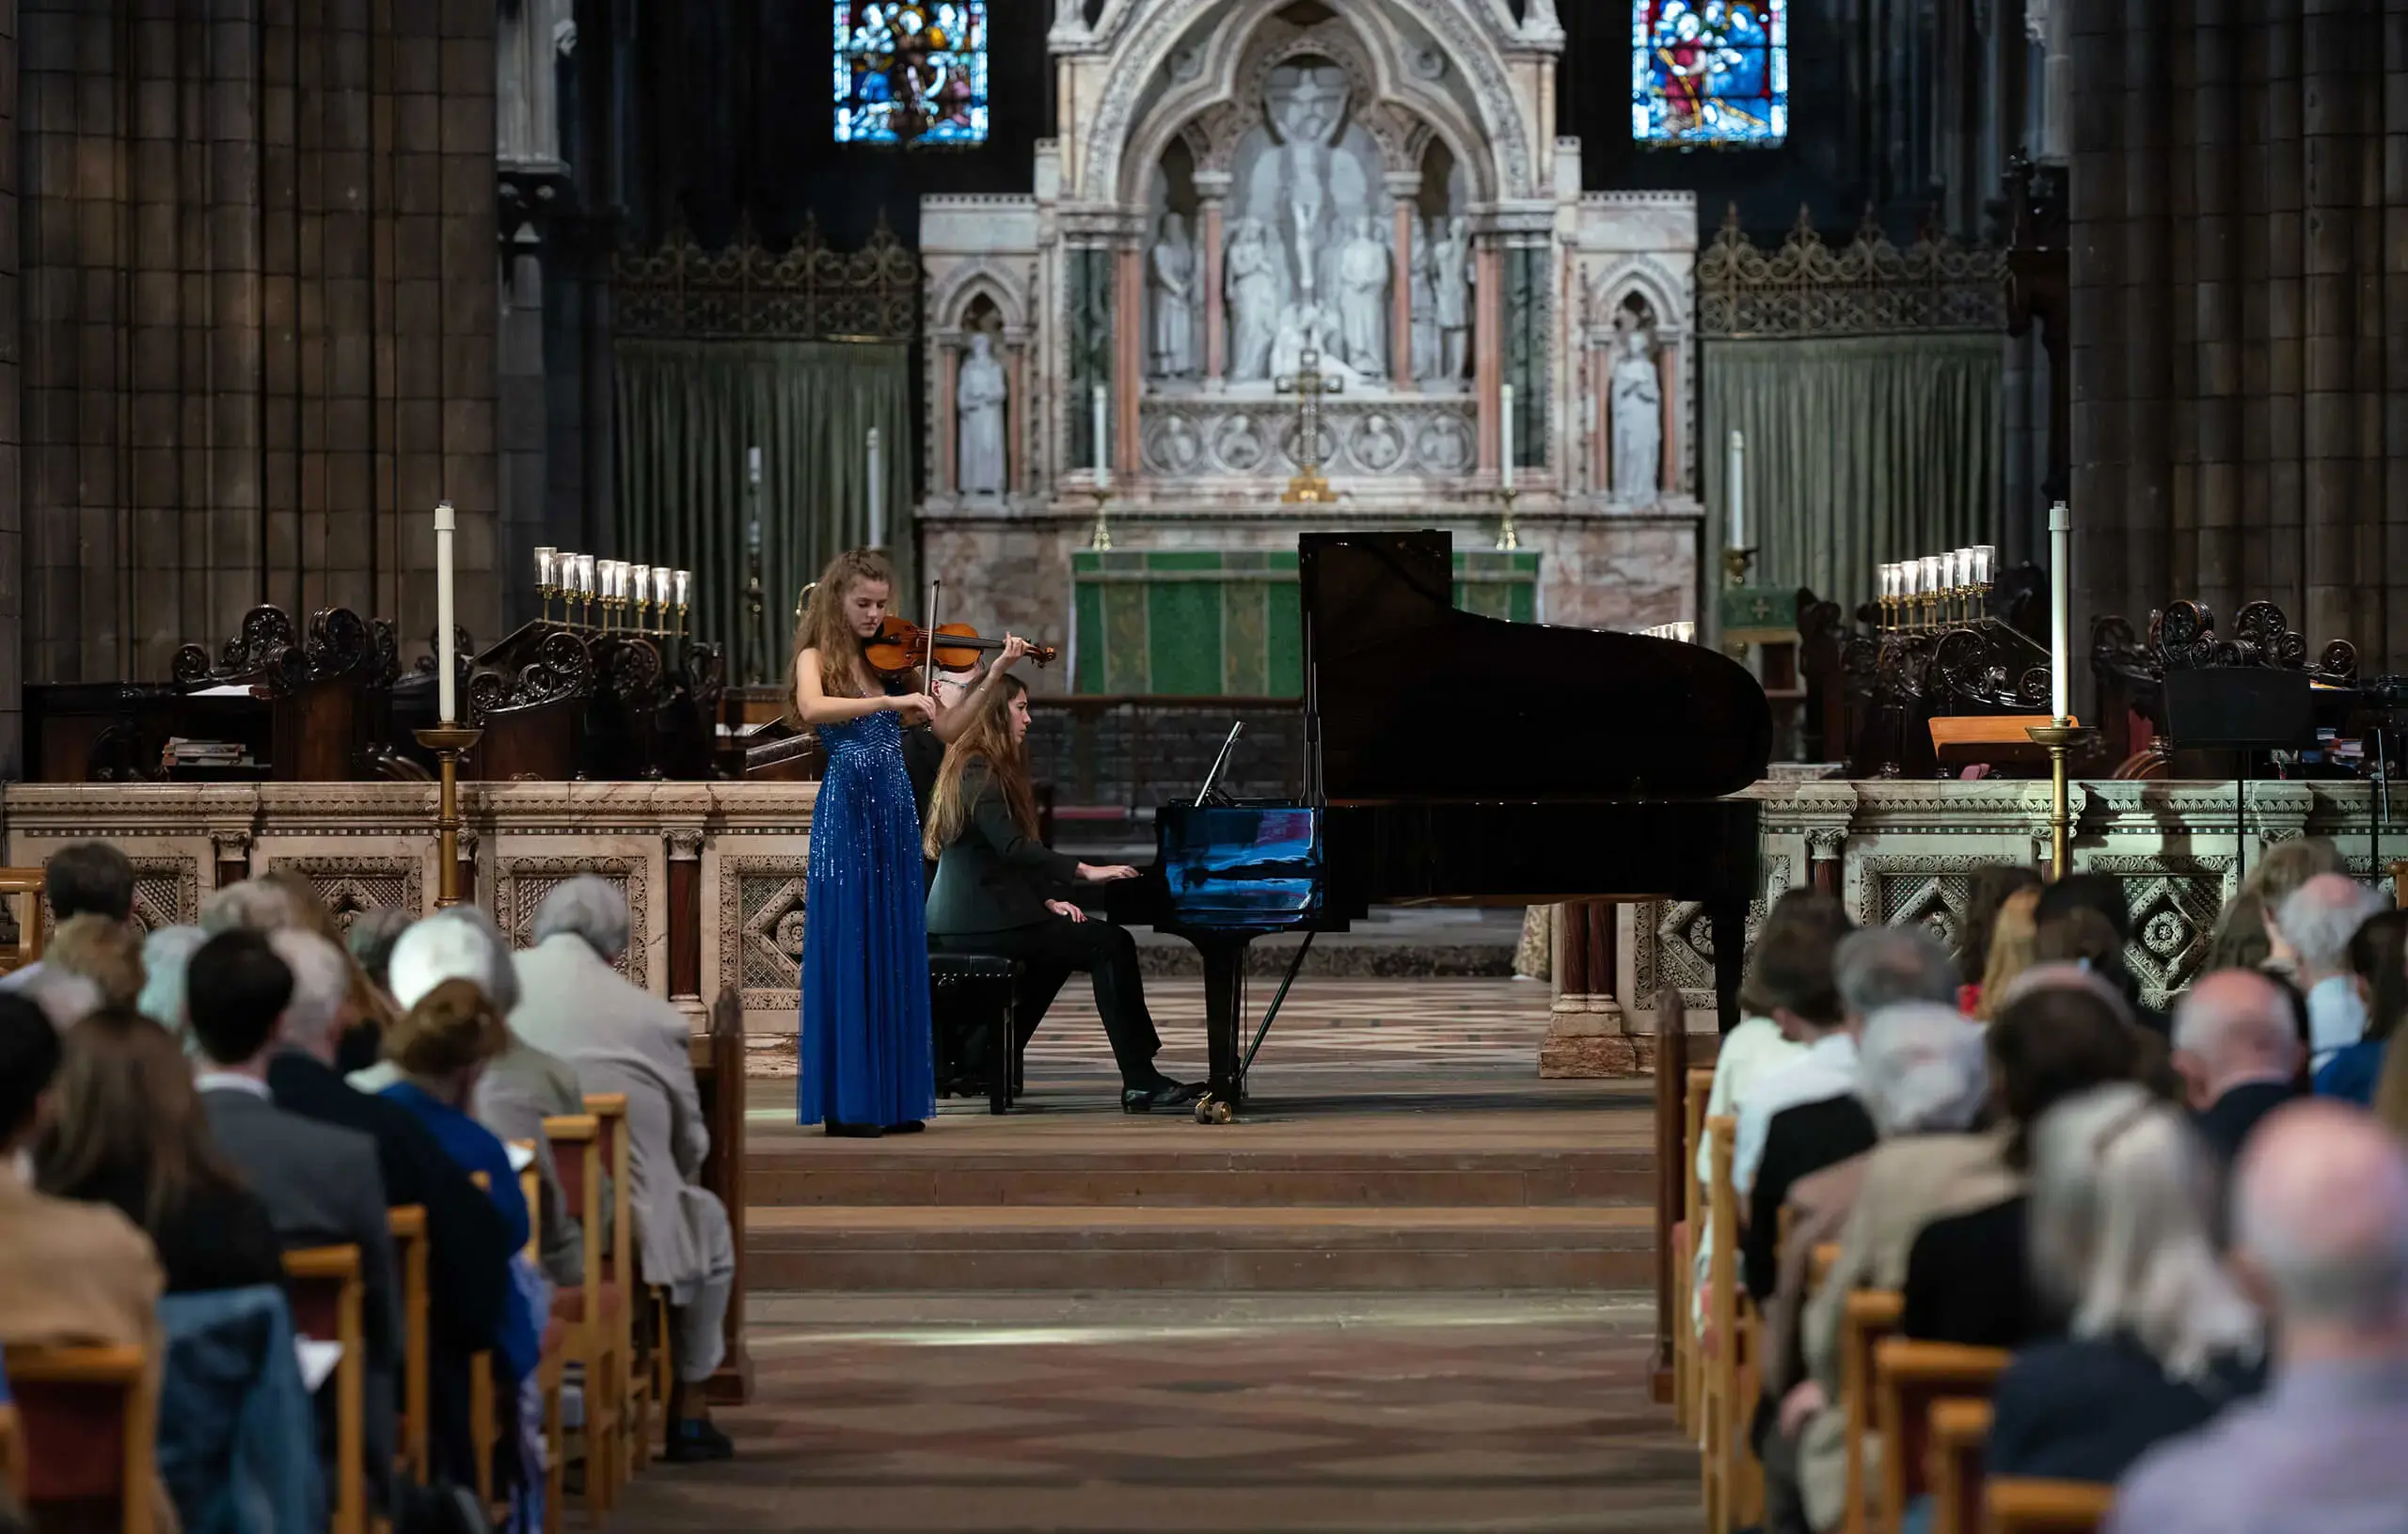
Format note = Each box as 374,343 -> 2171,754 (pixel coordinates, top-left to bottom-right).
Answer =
434,500 -> 457,723
1727,430 -> 1746,548
1091,383 -> 1112,489
1498,384 -> 1515,493
2049,499 -> 2072,721
866,427 -> 884,549
747,445 -> 761,484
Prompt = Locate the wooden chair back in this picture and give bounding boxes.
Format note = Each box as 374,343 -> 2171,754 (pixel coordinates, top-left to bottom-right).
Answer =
1838,1288 -> 1905,1534
386,1204 -> 430,1481
584,1094 -> 636,1293
1654,988 -> 1690,1407
0,867 -> 46,975
1926,1399 -> 1992,1534
1872,1339 -> 2010,1533
544,1115 -> 604,1283
1986,1477 -> 2115,1534
511,1142 -> 542,1265
542,1111 -> 622,1517
1809,1241 -> 1841,1296
1,1343 -> 152,1534
283,1243 -> 367,1534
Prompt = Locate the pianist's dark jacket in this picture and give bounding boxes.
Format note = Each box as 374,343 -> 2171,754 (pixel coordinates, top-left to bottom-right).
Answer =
926,760 -> 1081,935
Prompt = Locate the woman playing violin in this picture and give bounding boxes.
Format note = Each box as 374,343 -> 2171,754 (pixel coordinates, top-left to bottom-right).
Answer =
785,547 -> 1031,1137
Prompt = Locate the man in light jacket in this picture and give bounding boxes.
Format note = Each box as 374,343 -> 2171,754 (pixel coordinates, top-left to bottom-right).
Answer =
508,876 -> 737,1463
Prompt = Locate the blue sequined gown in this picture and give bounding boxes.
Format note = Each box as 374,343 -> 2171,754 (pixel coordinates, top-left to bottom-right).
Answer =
798,706 -> 935,1128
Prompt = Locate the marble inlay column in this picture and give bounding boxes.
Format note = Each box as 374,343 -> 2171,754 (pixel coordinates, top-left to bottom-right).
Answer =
1116,245 -> 1144,479
1590,338 -> 1609,492
1386,174 -> 1418,393
1196,172 -> 1230,389
1475,242 -> 1504,477
936,344 -> 960,494
1005,332 -> 1029,493
1657,340 -> 1680,496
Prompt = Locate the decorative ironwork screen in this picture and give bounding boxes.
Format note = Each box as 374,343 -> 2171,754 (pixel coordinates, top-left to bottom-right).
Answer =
612,215 -> 919,342
1697,205 -> 2006,339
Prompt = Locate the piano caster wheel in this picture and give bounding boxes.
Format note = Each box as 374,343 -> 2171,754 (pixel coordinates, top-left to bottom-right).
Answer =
1195,1094 -> 1235,1125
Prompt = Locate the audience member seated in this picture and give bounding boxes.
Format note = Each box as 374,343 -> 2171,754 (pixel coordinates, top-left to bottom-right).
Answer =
1780,997 -> 2026,1532
2174,969 -> 2306,1168
1902,970 -> 2145,1351
0,839 -> 135,1000
2109,1101 -> 2408,1532
1741,925 -> 1959,1302
188,928 -> 403,1494
34,1006 -> 285,1293
2277,874 -> 2388,1073
346,908 -> 415,998
1957,864 -> 2041,1018
135,924 -> 208,1041
263,923 -> 513,1490
257,869 -> 402,1074
2034,878 -> 2165,1032
1755,1000 -> 1990,1529
378,980 -> 547,1520
376,908 -> 592,1288
2313,908 -> 2406,1105
2230,835 -> 2346,979
511,875 -> 740,1462
1968,886 -> 2040,1023
46,913 -> 149,1014
1690,890 -> 1852,1332
1988,1083 -> 2263,1486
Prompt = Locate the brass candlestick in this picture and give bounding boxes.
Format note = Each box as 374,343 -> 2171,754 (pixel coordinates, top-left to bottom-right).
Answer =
1496,486 -> 1521,551
414,724 -> 484,908
1087,485 -> 1113,552
2024,721 -> 2096,881
1722,546 -> 1756,587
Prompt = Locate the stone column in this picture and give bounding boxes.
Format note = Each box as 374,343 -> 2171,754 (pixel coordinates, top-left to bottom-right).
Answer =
1656,338 -> 1682,496
1196,172 -> 1230,389
1004,330 -> 1030,493
1386,174 -> 1418,392
1116,245 -> 1145,481
0,4 -> 17,775
1541,899 -> 1634,1077
936,344 -> 960,495
1475,242 -> 1504,478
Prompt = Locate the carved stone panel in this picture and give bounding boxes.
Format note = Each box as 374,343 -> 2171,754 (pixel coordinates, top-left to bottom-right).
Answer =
2082,855 -> 2236,1006
1631,855 -> 1792,1016
498,856 -> 649,989
718,857 -> 810,1015
265,857 -> 428,932
1137,398 -> 1476,479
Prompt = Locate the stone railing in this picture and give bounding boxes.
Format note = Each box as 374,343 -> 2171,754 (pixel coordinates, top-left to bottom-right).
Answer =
0,782 -> 820,1042
1555,777 -> 2408,1048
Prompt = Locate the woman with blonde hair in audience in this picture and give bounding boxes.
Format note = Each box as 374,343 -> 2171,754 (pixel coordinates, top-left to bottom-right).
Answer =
1969,885 -> 2041,1022
1957,864 -> 2042,1013
1985,1082 -> 2264,1484
45,912 -> 147,1014
35,1006 -> 284,1293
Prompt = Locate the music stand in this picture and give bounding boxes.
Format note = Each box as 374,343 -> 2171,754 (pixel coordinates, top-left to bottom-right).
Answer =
2162,669 -> 2315,880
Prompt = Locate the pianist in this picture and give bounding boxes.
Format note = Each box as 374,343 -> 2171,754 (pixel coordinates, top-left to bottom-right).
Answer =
923,674 -> 1203,1114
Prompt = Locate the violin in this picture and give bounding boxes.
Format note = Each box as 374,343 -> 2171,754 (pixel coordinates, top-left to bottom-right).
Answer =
862,617 -> 1058,678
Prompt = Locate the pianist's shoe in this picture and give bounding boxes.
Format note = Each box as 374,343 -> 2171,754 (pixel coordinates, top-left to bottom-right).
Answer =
1122,1077 -> 1204,1114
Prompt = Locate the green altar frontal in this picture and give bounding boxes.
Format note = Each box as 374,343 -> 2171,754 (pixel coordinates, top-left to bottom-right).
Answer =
1070,548 -> 1542,696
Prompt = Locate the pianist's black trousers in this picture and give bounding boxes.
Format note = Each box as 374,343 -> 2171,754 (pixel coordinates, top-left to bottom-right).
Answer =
930,917 -> 1166,1088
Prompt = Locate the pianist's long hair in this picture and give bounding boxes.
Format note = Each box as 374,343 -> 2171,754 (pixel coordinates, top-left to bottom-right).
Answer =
784,546 -> 896,722
924,672 -> 1038,860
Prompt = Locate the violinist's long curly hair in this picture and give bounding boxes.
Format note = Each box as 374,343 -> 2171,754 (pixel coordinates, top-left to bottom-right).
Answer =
784,548 -> 895,724
925,672 -> 1037,860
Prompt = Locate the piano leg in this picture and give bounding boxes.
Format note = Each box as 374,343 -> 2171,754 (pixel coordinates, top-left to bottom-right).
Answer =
1195,934 -> 1251,1117
1710,896 -> 1747,1035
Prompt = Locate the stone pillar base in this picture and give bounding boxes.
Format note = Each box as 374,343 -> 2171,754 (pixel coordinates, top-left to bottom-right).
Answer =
1540,993 -> 1639,1078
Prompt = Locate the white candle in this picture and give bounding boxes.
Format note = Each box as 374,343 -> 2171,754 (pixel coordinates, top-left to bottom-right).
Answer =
434,501 -> 456,722
1498,384 -> 1515,493
2049,500 -> 2072,720
1091,384 -> 1112,489
747,445 -> 762,485
866,427 -> 884,549
1727,430 -> 1746,548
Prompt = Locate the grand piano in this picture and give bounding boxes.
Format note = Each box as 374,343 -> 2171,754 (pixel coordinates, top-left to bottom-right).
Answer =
1104,530 -> 1773,1122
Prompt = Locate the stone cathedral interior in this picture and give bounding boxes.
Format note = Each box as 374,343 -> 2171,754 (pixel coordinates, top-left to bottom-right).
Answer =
2,3 -> 2408,1533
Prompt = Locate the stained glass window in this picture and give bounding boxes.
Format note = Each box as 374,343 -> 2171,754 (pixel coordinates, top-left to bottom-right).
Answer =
1631,1 -> 1787,148
833,3 -> 989,147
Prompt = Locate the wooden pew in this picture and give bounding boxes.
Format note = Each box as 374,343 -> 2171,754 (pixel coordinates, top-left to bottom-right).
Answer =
1927,1399 -> 1992,1534
0,867 -> 46,977
1838,1289 -> 1905,1534
1872,1339 -> 2010,1534
1673,1063 -> 1713,1436
584,1093 -> 655,1474
689,988 -> 752,1404
283,1244 -> 368,1534
1652,988 -> 1722,1414
1701,1114 -> 1764,1533
544,1112 -> 624,1521
1986,1478 -> 2115,1534
2,1343 -> 153,1534
0,1399 -> 20,1501
386,1204 -> 431,1482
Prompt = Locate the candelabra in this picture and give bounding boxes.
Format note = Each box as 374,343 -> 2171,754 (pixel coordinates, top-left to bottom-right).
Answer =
540,551 -> 691,640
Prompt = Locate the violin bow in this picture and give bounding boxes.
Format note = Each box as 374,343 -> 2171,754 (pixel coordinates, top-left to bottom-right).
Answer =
923,577 -> 943,704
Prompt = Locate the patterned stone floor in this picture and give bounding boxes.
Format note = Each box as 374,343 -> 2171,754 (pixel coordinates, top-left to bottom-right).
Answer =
606,1292 -> 1699,1532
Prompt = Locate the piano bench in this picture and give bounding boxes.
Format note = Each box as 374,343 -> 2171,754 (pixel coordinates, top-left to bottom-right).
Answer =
929,954 -> 1025,1115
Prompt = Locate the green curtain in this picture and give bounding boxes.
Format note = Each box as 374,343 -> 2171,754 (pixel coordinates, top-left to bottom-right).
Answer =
613,339 -> 912,685
1703,334 -> 2004,620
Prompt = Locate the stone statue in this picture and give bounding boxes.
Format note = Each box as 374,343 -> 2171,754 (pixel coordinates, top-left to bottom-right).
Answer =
1410,217 -> 1441,380
1434,216 -> 1472,381
1149,212 -> 1197,379
1227,218 -> 1281,383
1271,302 -> 1360,387
1268,66 -> 1346,306
1608,326 -> 1662,503
957,331 -> 1008,497
1336,215 -> 1390,376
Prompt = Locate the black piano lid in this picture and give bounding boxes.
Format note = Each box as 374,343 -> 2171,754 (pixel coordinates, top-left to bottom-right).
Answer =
1299,530 -> 1773,802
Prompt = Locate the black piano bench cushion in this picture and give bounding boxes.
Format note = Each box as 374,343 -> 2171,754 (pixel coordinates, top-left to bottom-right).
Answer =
929,954 -> 1024,1115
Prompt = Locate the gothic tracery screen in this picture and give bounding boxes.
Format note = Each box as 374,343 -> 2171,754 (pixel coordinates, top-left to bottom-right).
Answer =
832,2 -> 990,147
1630,0 -> 1787,148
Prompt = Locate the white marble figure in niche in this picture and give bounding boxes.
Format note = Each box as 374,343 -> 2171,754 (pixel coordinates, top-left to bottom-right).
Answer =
1271,301 -> 1360,387
1608,324 -> 1663,503
1265,66 -> 1347,313
1226,217 -> 1281,383
1410,215 -> 1441,380
1336,215 -> 1390,375
1434,216 -> 1472,381
957,331 -> 1009,497
1149,212 -> 1198,379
